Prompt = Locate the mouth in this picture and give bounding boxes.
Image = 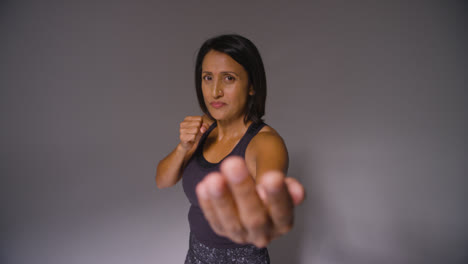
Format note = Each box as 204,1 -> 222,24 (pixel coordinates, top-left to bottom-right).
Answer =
210,101 -> 226,109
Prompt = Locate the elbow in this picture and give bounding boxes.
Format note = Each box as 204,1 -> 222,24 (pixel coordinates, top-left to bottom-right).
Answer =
155,164 -> 166,189
155,177 -> 173,189
155,172 -> 168,189
155,169 -> 176,189
155,176 -> 163,189
155,162 -> 181,189
156,180 -> 167,189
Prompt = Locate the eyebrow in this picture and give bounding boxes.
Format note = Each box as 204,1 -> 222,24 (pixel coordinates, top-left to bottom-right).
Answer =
202,71 -> 240,77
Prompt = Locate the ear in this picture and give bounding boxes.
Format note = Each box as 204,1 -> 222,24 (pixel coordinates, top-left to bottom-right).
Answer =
249,85 -> 255,96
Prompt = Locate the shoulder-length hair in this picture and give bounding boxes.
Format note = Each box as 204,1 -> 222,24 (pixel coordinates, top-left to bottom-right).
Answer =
195,34 -> 267,124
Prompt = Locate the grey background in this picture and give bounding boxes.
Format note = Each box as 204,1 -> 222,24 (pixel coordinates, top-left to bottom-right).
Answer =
1,1 -> 467,264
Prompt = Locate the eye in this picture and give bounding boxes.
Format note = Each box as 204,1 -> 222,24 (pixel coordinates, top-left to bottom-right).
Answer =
203,75 -> 212,81
224,75 -> 235,82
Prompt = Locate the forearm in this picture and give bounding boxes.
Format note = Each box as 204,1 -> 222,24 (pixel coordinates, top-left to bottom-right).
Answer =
156,143 -> 189,189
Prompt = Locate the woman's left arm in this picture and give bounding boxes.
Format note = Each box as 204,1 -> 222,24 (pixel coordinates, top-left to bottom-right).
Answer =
195,131 -> 305,248
248,130 -> 288,180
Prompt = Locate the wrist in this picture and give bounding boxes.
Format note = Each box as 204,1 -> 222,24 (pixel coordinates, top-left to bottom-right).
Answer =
176,143 -> 190,154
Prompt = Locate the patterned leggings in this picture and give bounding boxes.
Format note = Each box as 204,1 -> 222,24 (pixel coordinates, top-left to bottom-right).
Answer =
184,233 -> 270,264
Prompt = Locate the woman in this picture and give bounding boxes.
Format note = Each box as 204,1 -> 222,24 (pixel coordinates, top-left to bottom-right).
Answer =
156,34 -> 305,264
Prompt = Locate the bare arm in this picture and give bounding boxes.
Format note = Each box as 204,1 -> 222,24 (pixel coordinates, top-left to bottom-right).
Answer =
246,129 -> 289,181
156,143 -> 192,189
155,115 -> 213,189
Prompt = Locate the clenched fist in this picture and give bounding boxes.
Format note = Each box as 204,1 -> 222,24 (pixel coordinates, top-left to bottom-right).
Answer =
179,116 -> 212,151
196,156 -> 305,248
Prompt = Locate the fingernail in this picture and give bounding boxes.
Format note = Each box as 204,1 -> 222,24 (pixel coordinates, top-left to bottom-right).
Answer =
209,184 -> 223,198
263,172 -> 283,194
266,184 -> 281,194
222,157 -> 247,184
257,185 -> 267,201
205,173 -> 224,198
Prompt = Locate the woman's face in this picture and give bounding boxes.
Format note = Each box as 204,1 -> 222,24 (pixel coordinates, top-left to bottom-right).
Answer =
201,50 -> 254,122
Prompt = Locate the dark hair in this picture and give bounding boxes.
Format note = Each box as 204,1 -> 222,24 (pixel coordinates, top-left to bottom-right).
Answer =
195,34 -> 267,124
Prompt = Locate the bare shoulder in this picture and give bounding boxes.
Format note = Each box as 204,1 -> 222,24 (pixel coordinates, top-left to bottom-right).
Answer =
245,124 -> 289,178
246,124 -> 288,163
250,125 -> 286,150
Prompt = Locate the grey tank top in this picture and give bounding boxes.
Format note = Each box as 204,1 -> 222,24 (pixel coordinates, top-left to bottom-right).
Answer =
182,121 -> 266,248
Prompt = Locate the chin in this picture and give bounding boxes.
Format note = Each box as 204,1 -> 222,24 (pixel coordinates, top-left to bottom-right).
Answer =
210,115 -> 224,121
207,109 -> 224,120
207,109 -> 243,122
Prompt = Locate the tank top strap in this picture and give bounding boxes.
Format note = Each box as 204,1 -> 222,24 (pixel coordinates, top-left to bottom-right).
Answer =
232,121 -> 266,157
194,121 -> 217,155
194,121 -> 266,167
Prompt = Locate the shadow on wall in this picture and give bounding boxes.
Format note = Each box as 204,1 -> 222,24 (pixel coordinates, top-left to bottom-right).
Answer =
268,148 -> 328,264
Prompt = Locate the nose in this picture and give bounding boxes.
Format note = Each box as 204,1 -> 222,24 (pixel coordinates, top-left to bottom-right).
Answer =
212,79 -> 223,98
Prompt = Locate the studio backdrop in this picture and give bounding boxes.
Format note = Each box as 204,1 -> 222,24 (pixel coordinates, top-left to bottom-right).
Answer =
1,1 -> 467,264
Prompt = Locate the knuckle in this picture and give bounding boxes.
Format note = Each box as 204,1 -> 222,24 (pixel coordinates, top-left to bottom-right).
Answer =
212,224 -> 225,235
246,215 -> 267,230
180,130 -> 188,136
226,225 -> 246,244
231,236 -> 246,244
277,223 -> 293,235
226,225 -> 245,237
253,236 -> 269,248
236,183 -> 256,197
180,133 -> 190,140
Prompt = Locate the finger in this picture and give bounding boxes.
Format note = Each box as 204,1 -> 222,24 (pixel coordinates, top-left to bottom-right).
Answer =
198,122 -> 210,136
196,176 -> 225,236
200,122 -> 210,133
284,177 -> 306,206
259,171 -> 294,237
180,131 -> 198,141
180,121 -> 202,129
220,156 -> 271,248
256,184 -> 267,204
181,116 -> 202,126
204,173 -> 247,244
200,126 -> 207,133
184,116 -> 203,122
195,123 -> 210,142
180,127 -> 200,135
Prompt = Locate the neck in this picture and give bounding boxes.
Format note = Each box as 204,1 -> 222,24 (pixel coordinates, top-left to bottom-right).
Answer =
215,117 -> 252,141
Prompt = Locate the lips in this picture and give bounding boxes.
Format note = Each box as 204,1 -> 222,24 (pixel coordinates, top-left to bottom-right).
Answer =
210,101 -> 226,109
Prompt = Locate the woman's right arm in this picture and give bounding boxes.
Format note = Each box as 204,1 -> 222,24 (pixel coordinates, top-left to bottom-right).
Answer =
155,116 -> 211,189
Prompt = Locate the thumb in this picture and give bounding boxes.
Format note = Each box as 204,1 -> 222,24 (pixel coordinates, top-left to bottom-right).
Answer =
284,177 -> 305,206
200,123 -> 208,134
194,122 -> 208,143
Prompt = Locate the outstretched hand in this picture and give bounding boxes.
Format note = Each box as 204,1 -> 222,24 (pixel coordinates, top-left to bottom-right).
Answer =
196,156 -> 305,248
